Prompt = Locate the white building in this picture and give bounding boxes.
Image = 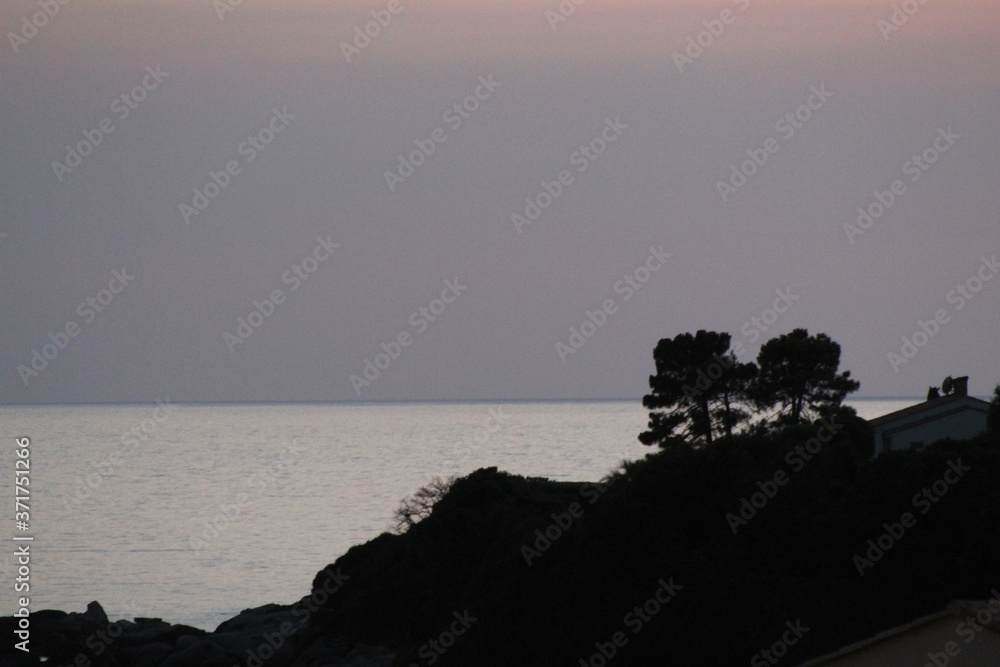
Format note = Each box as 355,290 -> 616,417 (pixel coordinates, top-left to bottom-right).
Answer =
871,377 -> 990,456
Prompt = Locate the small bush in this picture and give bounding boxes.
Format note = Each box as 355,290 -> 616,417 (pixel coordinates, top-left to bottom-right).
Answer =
392,476 -> 455,534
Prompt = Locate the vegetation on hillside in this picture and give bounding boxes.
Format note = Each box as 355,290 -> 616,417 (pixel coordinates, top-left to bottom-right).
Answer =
306,330 -> 997,666
312,426 -> 999,666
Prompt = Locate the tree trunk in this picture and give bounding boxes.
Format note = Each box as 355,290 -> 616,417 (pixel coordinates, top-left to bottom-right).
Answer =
722,391 -> 733,438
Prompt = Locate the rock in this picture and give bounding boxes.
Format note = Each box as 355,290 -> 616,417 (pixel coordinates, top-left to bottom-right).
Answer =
288,634 -> 351,666
338,644 -> 396,666
24,602 -> 123,666
115,617 -> 206,649
207,602 -> 323,666
1,600 -> 336,667
32,609 -> 68,623
289,637 -> 393,667
82,600 -> 110,626
159,639 -> 240,667
120,641 -> 173,666
1,653 -> 39,667
214,603 -> 289,633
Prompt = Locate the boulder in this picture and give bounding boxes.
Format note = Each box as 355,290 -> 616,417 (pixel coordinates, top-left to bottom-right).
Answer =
119,641 -> 173,666
158,638 -> 240,667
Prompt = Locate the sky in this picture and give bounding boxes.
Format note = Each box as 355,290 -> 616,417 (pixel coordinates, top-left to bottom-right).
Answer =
1,0 -> 998,403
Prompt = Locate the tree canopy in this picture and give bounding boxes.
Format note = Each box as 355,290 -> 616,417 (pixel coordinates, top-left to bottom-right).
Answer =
639,330 -> 756,448
752,328 -> 860,425
641,328 -> 859,448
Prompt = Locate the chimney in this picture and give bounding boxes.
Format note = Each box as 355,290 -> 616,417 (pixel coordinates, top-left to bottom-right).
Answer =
954,376 -> 969,396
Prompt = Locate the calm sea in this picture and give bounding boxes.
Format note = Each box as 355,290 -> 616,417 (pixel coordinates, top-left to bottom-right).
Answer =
0,399 -> 917,630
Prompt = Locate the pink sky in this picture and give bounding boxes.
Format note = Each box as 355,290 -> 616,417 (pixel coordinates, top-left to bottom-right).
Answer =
2,0 -> 999,402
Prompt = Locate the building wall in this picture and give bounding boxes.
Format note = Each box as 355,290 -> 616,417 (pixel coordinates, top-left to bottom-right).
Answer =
881,411 -> 988,453
874,403 -> 988,455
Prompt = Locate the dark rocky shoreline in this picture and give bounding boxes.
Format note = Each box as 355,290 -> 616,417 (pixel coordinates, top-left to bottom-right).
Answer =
2,597 -> 395,667
6,428 -> 1000,666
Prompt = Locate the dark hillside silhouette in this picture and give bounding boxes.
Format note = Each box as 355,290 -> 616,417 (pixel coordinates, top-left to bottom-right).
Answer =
4,335 -> 995,666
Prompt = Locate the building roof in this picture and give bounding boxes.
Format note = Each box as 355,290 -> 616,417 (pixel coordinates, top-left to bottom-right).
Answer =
869,395 -> 991,428
800,600 -> 1000,665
